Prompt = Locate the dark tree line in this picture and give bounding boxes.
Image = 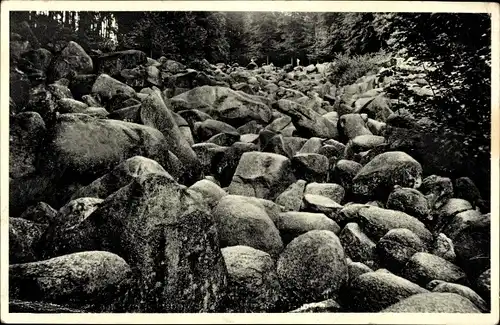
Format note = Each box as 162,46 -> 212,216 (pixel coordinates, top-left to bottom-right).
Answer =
10,11 -> 393,65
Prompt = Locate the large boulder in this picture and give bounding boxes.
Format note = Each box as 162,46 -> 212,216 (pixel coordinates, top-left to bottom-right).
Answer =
304,182 -> 345,204
352,151 -> 423,200
339,223 -> 377,264
227,152 -> 295,201
402,252 -> 468,287
377,228 -> 426,272
91,74 -> 136,102
49,41 -> 93,81
18,202 -> 57,224
357,206 -> 433,243
10,113 -> 182,215
386,186 -> 430,223
277,230 -> 348,309
332,159 -> 362,193
140,90 -> 200,181
9,218 -> 47,264
344,271 -> 428,312
9,112 -> 46,178
213,195 -> 283,257
275,211 -> 340,245
428,280 -> 488,312
193,119 -> 238,142
9,251 -> 132,311
420,175 -> 454,210
274,99 -> 338,139
380,292 -> 481,313
291,153 -> 329,183
221,246 -> 281,312
38,173 -> 227,312
70,156 -> 171,200
188,179 -> 227,209
452,214 -> 490,279
337,113 -> 372,141
170,85 -> 272,127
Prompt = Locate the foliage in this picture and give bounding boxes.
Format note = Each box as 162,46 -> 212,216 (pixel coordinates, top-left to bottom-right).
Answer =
386,13 -> 491,196
329,52 -> 388,87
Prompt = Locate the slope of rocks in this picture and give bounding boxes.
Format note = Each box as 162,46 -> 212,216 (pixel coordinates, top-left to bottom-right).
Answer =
8,23 -> 491,313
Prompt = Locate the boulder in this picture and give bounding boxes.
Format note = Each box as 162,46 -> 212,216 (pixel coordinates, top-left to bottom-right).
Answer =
91,74 -> 136,102
140,90 -> 200,181
227,152 -> 295,201
10,68 -> 31,111
454,176 -> 485,211
453,214 -> 490,279
19,202 -> 57,224
356,95 -> 393,122
357,206 -> 432,243
274,99 -> 338,139
194,119 -> 238,142
376,228 -> 426,272
332,159 -> 362,192
277,230 -> 348,309
432,233 -> 456,262
39,173 -> 227,312
432,198 -> 473,232
347,261 -> 373,282
304,182 -> 345,204
345,271 -> 428,312
380,292 -> 481,313
48,83 -> 73,100
291,153 -> 329,183
275,179 -> 306,211
221,246 -> 281,312
302,194 -> 343,217
402,252 -> 468,287
50,41 -> 93,81
57,98 -> 89,113
70,156 -> 171,200
339,222 -> 377,264
213,195 -> 283,257
275,211 -> 340,245
207,132 -> 241,147
9,251 -> 132,311
188,179 -> 227,209
171,85 -> 272,127
38,114 -> 178,183
9,112 -> 46,178
20,48 -> 53,73
352,151 -> 423,200
338,113 -> 372,141
475,269 -> 490,302
9,218 -> 46,264
386,186 -> 430,223
25,84 -> 57,122
344,135 -> 385,160
427,280 -> 488,312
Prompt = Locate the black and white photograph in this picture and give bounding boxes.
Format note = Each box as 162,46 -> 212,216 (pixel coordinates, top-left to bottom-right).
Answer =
1,0 -> 499,323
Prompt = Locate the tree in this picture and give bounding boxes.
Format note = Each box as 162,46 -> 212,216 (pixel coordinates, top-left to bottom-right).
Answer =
387,13 -> 491,197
